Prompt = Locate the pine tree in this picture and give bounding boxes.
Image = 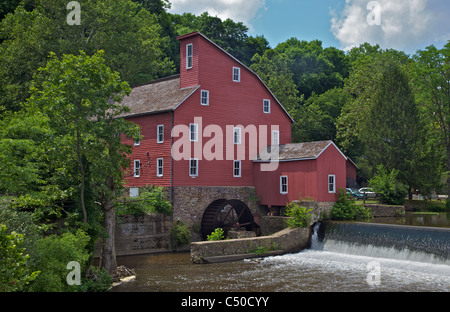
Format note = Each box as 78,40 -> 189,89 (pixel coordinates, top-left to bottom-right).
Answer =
362,61 -> 420,189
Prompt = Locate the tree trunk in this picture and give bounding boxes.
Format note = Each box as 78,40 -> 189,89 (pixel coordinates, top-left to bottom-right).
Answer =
447,143 -> 450,200
101,198 -> 117,276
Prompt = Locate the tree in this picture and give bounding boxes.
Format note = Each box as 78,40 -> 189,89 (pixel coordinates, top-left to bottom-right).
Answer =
361,61 -> 421,192
272,38 -> 347,98
0,0 -> 174,113
336,46 -> 410,159
0,224 -> 40,292
27,51 -> 140,274
250,50 -> 302,117
412,43 -> 450,198
293,87 -> 351,143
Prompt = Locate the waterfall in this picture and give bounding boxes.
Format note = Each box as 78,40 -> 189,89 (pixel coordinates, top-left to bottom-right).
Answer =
310,221 -> 450,265
310,222 -> 322,250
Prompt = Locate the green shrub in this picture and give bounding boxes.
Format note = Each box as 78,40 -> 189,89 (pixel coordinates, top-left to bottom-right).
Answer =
207,228 -> 224,241
170,221 -> 191,248
0,224 -> 40,292
29,229 -> 90,292
369,165 -> 408,205
284,201 -> 312,228
79,266 -> 112,292
331,188 -> 372,221
117,185 -> 172,216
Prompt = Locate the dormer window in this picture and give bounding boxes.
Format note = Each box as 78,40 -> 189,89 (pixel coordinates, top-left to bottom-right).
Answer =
233,67 -> 240,82
186,43 -> 193,69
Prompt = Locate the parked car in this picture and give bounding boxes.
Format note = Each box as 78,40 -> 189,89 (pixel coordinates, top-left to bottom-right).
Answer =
358,187 -> 377,198
346,188 -> 363,199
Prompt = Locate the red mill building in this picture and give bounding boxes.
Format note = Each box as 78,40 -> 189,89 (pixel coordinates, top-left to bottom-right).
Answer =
118,32 -> 355,240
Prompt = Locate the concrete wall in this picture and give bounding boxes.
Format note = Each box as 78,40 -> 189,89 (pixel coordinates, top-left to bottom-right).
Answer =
190,227 -> 311,264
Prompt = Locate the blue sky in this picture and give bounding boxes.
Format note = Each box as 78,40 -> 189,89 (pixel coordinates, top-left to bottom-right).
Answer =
169,0 -> 449,55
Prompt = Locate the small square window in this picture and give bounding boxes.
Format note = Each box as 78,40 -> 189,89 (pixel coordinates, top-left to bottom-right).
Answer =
157,125 -> 164,143
280,176 -> 288,194
233,160 -> 241,177
201,90 -> 209,106
263,99 -> 271,113
189,158 -> 198,177
233,67 -> 240,82
129,188 -> 139,198
190,123 -> 198,142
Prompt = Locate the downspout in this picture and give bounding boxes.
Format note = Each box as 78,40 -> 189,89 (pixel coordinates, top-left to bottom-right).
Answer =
170,110 -> 174,205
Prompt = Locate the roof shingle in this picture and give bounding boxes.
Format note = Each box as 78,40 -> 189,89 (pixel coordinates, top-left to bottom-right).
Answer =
117,75 -> 199,118
255,140 -> 343,161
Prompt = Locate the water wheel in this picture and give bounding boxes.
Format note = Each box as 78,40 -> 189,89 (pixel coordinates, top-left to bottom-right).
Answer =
201,199 -> 256,240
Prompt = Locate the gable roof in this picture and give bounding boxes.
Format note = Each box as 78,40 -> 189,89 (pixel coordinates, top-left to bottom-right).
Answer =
254,140 -> 347,162
177,31 -> 295,123
117,75 -> 199,118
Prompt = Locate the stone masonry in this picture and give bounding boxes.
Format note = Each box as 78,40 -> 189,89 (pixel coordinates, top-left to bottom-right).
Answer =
172,186 -> 262,241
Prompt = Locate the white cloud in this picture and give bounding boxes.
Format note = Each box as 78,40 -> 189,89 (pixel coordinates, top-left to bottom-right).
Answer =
330,0 -> 449,53
168,0 -> 266,28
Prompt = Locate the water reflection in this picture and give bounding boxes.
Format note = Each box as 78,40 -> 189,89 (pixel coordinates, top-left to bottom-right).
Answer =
371,212 -> 450,227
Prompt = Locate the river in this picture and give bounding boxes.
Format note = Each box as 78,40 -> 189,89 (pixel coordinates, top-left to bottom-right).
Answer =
112,214 -> 450,292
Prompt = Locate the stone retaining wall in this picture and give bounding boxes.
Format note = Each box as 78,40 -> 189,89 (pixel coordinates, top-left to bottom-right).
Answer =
114,214 -> 171,256
190,227 -> 311,264
363,204 -> 405,217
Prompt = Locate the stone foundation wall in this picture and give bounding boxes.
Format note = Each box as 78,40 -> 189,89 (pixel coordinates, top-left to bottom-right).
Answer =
114,214 -> 171,256
191,227 -> 311,264
363,204 -> 405,217
172,186 -> 262,241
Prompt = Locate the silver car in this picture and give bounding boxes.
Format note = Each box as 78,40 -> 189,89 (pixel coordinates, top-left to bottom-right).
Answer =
358,187 -> 377,198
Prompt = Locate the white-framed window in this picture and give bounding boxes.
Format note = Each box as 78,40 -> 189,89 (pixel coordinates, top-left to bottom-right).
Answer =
233,67 -> 240,82
190,123 -> 198,142
134,160 -> 141,178
233,127 -> 241,145
233,160 -> 241,177
134,130 -> 140,146
280,176 -> 288,194
263,99 -> 271,113
157,158 -> 163,177
272,130 -> 279,146
157,125 -> 164,143
201,90 -> 209,106
189,158 -> 198,177
186,43 -> 193,69
328,174 -> 336,193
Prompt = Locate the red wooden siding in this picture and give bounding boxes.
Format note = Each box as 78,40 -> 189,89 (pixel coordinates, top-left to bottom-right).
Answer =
123,113 -> 172,187
315,144 -> 346,202
253,159 -> 318,207
179,36 -> 200,89
253,144 -> 347,206
173,33 -> 292,187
